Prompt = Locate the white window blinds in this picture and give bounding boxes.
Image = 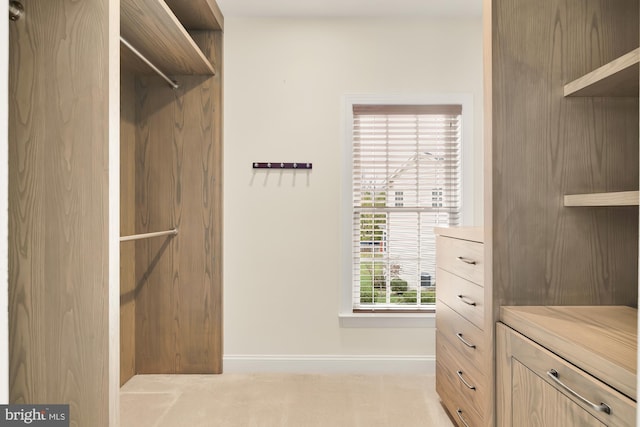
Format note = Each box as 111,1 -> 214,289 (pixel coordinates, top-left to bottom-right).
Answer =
351,104 -> 462,311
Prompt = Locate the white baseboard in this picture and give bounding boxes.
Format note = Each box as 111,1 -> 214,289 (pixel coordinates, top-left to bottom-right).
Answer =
223,354 -> 436,375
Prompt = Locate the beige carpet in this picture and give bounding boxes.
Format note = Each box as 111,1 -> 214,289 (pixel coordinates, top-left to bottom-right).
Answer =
120,374 -> 454,427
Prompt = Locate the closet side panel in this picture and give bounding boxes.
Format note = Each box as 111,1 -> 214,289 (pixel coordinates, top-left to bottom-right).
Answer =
492,0 -> 639,307
135,32 -> 223,374
120,71 -> 137,385
190,29 -> 223,375
8,0 -> 110,424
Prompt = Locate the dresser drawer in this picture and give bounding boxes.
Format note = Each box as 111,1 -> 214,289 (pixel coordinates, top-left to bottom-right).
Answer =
436,299 -> 485,369
437,268 -> 484,330
436,235 -> 484,285
437,368 -> 485,427
497,323 -> 636,427
437,329 -> 486,419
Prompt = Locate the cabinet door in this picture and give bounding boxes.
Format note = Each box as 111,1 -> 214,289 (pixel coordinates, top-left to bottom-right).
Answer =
497,323 -> 635,427
511,358 -> 605,426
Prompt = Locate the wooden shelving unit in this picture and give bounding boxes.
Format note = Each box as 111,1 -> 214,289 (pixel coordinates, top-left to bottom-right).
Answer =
164,0 -> 224,30
563,48 -> 640,208
564,191 -> 639,207
564,48 -> 639,97
121,0 -> 216,76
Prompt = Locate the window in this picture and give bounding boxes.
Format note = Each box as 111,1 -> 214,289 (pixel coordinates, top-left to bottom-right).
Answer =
350,104 -> 462,312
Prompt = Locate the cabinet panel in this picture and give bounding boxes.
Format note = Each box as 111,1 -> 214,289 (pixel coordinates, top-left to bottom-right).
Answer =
134,32 -> 223,375
501,306 -> 637,400
436,299 -> 485,369
8,0 -> 111,424
437,330 -> 487,418
120,70 -> 137,386
436,236 -> 484,285
436,268 -> 484,329
497,323 -> 636,427
512,359 -> 605,426
491,0 -> 639,308
435,228 -> 489,426
437,369 -> 484,427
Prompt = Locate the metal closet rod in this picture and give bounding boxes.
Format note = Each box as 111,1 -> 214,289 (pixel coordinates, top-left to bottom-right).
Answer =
120,229 -> 178,242
120,37 -> 179,89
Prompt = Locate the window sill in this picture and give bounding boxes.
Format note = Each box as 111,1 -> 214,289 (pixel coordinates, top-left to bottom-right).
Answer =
338,312 -> 435,328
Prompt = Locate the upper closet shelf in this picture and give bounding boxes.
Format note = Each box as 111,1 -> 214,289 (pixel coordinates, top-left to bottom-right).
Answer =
121,0 -> 216,76
164,0 -> 224,31
564,48 -> 639,97
564,191 -> 639,207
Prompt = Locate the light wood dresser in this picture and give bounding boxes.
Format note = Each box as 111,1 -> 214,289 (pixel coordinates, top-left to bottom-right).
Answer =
434,227 -> 489,427
497,306 -> 637,427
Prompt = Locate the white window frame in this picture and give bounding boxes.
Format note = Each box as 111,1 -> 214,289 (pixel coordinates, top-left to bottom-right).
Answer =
339,93 -> 474,328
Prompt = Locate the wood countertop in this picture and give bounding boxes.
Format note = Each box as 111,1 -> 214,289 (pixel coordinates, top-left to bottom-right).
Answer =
500,305 -> 637,400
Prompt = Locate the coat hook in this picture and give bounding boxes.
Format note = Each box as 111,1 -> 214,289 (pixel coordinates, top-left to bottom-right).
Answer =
252,162 -> 313,170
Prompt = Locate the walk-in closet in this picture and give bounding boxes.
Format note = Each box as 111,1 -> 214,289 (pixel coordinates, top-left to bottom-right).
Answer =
7,0 -> 224,424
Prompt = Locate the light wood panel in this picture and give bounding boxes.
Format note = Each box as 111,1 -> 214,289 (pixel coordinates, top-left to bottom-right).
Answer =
481,2 -> 496,426
564,190 -> 639,206
121,0 -> 215,76
120,71 -> 137,386
436,236 -> 484,286
435,230 -> 489,426
434,226 -> 484,243
437,374 -> 484,427
512,359 -> 606,426
564,48 -> 640,97
436,335 -> 487,424
491,0 -> 639,307
437,269 -> 485,330
164,0 -> 224,31
497,323 -> 636,427
9,0 -> 110,424
135,30 -> 223,374
436,300 -> 486,371
501,305 -> 637,400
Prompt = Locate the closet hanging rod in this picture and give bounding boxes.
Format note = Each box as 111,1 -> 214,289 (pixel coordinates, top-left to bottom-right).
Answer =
120,37 -> 179,90
120,229 -> 178,242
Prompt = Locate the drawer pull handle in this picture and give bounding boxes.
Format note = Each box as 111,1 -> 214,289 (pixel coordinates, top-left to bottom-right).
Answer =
457,295 -> 477,306
546,369 -> 611,414
455,409 -> 471,427
457,256 -> 477,265
456,332 -> 476,349
456,370 -> 476,390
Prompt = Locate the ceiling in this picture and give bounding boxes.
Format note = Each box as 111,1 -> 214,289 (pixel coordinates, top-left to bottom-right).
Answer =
216,0 -> 482,18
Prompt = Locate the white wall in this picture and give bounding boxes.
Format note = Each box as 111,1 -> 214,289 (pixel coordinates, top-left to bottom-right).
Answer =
1,7 -> 8,402
223,17 -> 483,372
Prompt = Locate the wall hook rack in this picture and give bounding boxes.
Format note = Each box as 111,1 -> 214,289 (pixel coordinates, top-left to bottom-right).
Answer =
253,162 -> 312,170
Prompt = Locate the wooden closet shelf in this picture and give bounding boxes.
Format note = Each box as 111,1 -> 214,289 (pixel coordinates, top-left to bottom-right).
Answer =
164,0 -> 224,31
564,48 -> 639,97
564,191 -> 639,207
121,0 -> 216,76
